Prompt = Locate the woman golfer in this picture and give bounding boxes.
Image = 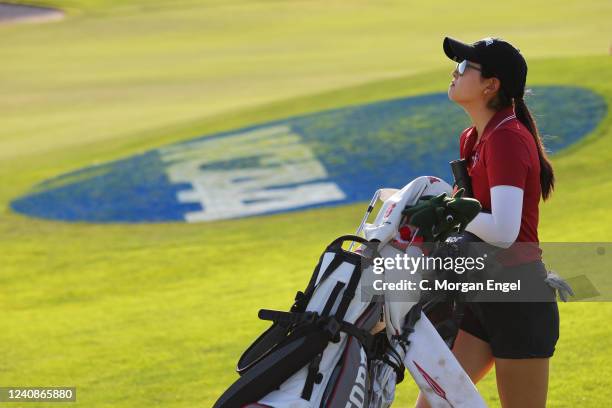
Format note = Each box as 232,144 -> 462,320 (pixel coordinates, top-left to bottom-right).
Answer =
415,37 -> 560,408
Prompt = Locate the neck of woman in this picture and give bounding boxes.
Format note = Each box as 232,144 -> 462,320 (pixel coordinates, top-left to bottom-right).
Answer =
463,103 -> 497,141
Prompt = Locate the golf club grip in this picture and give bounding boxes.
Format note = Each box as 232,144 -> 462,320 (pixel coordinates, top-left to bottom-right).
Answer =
450,159 -> 473,197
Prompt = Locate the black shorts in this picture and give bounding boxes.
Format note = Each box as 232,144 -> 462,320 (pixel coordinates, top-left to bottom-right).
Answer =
459,261 -> 560,359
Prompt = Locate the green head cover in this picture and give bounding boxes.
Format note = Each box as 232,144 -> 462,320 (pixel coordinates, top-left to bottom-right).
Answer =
401,188 -> 482,242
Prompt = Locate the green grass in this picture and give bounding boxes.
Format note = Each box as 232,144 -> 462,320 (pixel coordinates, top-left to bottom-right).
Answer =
1,0 -> 610,162
1,1 -> 612,407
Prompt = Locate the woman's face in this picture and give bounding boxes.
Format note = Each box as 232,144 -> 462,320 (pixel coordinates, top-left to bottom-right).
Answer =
448,60 -> 486,104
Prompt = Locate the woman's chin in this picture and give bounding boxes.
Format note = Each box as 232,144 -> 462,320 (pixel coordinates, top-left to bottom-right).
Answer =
448,87 -> 467,104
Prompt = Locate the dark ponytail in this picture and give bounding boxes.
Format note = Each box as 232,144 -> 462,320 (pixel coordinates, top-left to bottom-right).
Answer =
485,83 -> 555,201
513,97 -> 555,200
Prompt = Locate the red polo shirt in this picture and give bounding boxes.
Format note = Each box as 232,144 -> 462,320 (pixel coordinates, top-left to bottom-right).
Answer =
459,106 -> 542,266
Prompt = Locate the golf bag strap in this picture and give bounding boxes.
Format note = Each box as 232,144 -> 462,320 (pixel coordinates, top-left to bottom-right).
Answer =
334,261 -> 363,322
445,299 -> 465,348
382,350 -> 405,384
301,353 -> 323,400
340,321 -> 374,351
293,260 -> 339,316
397,302 -> 423,343
258,310 -> 374,348
291,290 -> 309,314
321,282 -> 346,317
299,253 -> 327,310
299,235 -> 367,311
421,294 -> 465,348
370,332 -> 406,385
258,309 -> 318,326
328,234 -> 370,250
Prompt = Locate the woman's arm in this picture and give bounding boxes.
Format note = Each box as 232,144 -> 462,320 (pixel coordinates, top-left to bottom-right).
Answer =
465,127 -> 530,248
465,185 -> 523,248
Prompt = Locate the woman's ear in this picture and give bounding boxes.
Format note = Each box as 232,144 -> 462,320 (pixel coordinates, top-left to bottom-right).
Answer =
484,78 -> 501,95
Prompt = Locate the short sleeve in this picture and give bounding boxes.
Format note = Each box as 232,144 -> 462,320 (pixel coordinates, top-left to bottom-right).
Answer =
484,129 -> 530,189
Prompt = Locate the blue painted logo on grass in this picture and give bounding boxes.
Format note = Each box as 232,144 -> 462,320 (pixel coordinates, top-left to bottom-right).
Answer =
11,86 -> 607,223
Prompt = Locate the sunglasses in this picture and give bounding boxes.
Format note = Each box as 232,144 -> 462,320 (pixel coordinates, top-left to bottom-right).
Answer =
456,60 -> 482,76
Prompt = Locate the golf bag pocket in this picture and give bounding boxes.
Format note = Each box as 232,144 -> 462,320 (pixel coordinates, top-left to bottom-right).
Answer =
214,235 -> 385,408
317,336 -> 371,408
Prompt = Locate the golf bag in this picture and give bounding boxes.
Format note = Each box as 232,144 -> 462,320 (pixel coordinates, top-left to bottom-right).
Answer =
214,176 -> 487,408
214,233 -> 387,408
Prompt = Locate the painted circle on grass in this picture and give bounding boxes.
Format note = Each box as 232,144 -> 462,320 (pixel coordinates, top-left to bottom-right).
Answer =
11,86 -> 608,223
